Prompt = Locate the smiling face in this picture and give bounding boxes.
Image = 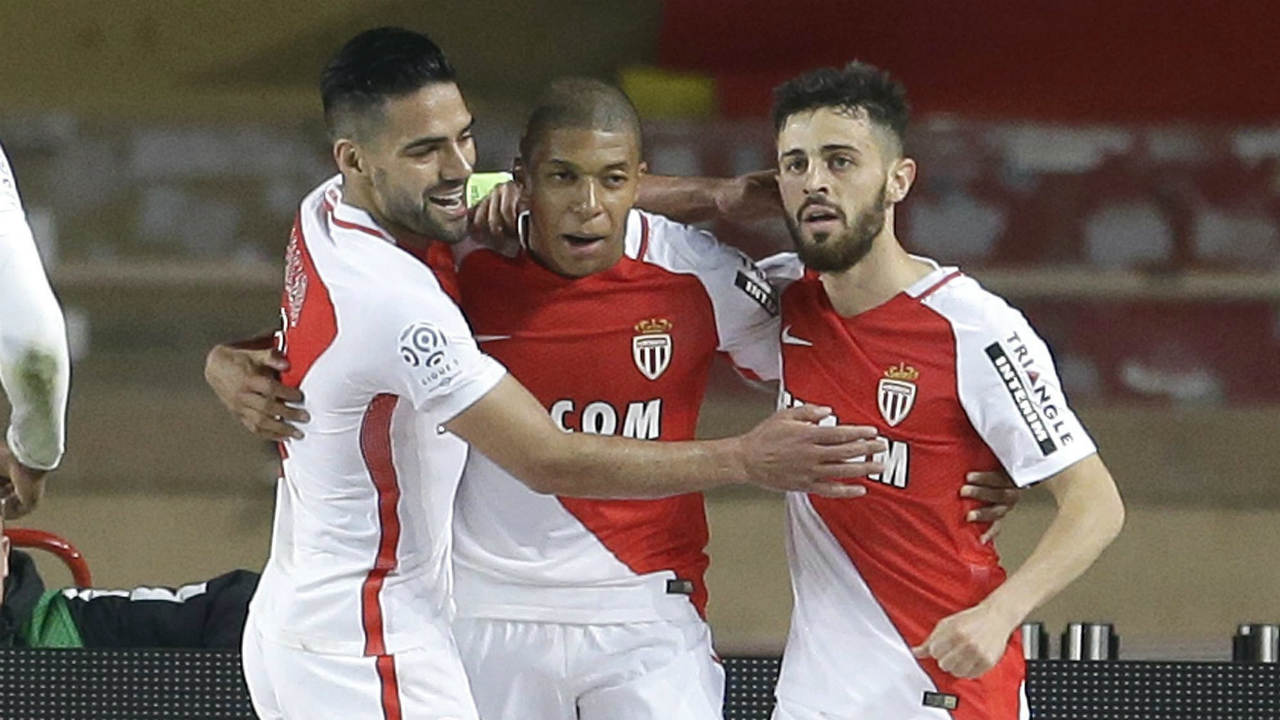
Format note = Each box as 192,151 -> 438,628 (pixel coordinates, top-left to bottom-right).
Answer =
339,82 -> 476,244
776,106 -> 910,272
523,127 -> 645,277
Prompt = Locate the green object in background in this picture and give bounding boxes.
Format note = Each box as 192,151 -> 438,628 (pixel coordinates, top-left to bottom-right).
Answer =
466,172 -> 514,207
20,591 -> 83,648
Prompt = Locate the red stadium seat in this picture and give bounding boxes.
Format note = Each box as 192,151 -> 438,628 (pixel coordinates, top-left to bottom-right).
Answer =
4,528 -> 92,586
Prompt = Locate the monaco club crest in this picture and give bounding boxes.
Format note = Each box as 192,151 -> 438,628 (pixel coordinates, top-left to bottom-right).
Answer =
632,318 -> 673,381
877,362 -> 919,427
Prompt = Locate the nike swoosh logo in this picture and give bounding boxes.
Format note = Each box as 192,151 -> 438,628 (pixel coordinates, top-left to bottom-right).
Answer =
474,334 -> 514,343
781,325 -> 813,347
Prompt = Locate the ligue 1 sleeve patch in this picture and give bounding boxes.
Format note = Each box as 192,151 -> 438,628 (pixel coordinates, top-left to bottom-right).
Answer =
399,321 -> 463,393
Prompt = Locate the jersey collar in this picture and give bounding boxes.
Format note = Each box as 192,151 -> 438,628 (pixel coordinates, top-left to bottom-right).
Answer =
903,255 -> 961,298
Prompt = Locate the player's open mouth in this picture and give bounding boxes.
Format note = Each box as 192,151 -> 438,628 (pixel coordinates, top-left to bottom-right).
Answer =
800,205 -> 843,224
561,233 -> 607,248
428,189 -> 466,219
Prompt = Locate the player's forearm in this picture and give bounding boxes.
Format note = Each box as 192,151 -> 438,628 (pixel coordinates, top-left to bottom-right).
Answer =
0,214 -> 71,470
981,455 -> 1124,624
636,175 -> 728,224
637,172 -> 784,227
529,430 -> 744,499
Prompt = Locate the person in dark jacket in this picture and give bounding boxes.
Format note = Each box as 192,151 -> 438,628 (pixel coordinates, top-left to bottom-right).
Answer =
2,513 -> 257,649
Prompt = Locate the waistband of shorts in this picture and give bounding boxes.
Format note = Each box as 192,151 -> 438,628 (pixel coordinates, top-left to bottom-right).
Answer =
451,567 -> 702,624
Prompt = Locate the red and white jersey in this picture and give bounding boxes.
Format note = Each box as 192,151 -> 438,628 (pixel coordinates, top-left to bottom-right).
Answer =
449,209 -> 781,624
774,255 -> 1096,719
250,176 -> 505,656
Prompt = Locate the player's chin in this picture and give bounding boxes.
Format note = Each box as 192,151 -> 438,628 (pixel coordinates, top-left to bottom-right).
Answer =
426,211 -> 471,244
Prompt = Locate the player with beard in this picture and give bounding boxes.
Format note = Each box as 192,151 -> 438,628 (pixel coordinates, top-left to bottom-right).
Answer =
617,62 -> 1124,719
759,63 -> 1124,719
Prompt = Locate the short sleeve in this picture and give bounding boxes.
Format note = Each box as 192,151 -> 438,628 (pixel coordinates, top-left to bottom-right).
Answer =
934,281 -> 1097,487
642,212 -> 782,382
375,289 -> 506,422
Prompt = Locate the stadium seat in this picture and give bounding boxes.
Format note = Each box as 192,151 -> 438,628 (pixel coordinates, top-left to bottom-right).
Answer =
4,528 -> 92,586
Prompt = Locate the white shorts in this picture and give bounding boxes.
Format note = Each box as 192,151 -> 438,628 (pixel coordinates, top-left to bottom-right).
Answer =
453,617 -> 724,720
242,616 -> 480,720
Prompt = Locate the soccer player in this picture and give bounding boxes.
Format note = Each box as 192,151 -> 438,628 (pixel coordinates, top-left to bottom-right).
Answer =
213,71 -> 1023,718
0,142 -> 70,519
233,29 -> 882,720
757,63 -> 1124,719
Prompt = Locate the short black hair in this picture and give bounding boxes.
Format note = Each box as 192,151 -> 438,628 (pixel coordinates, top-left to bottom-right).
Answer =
519,77 -> 642,160
320,27 -> 456,141
771,61 -> 909,153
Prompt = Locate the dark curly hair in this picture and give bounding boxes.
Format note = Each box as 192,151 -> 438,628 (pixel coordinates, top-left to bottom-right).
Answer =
771,61 -> 910,152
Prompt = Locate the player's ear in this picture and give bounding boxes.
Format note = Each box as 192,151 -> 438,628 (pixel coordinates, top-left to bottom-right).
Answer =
333,139 -> 365,178
885,157 -> 916,205
637,160 -> 648,177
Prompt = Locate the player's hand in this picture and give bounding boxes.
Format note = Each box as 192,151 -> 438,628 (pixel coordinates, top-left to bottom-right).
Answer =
961,470 -> 1021,543
912,601 -> 1019,678
470,180 -> 525,241
739,405 -> 884,498
716,170 -> 783,222
204,343 -> 308,441
0,441 -> 47,519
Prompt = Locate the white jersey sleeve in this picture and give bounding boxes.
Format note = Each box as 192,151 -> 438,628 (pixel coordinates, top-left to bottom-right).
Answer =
363,286 -> 505,422
0,143 -> 70,470
757,251 -> 805,291
926,276 -> 1097,487
640,211 -> 781,381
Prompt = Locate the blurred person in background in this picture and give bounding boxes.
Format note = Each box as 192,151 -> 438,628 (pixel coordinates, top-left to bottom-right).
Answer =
210,74 -> 1022,719
0,507 -> 258,649
222,26 -> 884,720
0,142 -> 70,519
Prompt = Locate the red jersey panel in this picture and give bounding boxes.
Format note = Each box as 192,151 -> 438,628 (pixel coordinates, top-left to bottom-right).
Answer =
450,209 -> 781,623
774,257 -> 1095,719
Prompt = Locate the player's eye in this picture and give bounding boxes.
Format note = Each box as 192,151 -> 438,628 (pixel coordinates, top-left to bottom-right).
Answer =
603,174 -> 628,187
550,170 -> 574,182
830,155 -> 855,170
783,157 -> 807,174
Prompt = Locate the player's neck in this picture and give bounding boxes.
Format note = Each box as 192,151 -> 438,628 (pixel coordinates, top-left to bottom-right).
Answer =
819,232 -> 933,318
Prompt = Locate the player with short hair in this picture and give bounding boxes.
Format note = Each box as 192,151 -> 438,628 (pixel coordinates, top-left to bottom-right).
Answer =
756,62 -> 1124,719
0,143 -> 70,520
234,28 -> 883,720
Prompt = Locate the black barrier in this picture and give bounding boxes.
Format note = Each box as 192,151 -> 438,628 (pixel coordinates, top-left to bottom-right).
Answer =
1,650 -> 1278,719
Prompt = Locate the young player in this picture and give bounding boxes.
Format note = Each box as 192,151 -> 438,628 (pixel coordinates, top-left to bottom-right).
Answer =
235,29 -> 881,720
0,142 -> 70,519
758,63 -> 1125,719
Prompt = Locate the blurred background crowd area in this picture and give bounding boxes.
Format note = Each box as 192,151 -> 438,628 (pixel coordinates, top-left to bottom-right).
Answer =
2,1 -> 1279,659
